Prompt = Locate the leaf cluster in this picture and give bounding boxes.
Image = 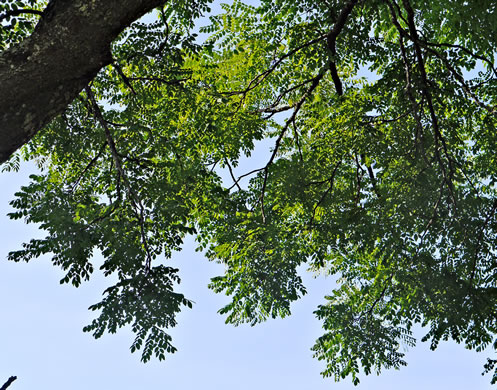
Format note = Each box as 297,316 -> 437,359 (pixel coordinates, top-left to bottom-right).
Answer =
3,0 -> 497,384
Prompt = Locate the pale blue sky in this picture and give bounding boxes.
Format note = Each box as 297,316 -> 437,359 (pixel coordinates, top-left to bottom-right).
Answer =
0,1 -> 495,388
0,162 -> 493,389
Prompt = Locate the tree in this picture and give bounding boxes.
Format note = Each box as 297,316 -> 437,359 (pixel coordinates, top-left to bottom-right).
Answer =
2,0 -> 497,385
0,0 -> 205,163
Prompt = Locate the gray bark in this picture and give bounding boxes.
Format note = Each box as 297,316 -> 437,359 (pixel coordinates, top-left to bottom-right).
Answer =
0,0 -> 166,164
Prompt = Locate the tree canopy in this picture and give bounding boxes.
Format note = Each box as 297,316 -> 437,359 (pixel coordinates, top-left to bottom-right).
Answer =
2,0 -> 497,385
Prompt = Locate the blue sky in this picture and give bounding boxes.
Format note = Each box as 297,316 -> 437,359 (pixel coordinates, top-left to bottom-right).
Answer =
0,163 -> 494,389
0,1 -> 495,389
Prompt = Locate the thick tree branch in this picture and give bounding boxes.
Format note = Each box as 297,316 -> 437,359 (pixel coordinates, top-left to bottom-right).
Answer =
401,0 -> 457,208
326,0 -> 360,96
0,0 -> 167,164
387,4 -> 431,167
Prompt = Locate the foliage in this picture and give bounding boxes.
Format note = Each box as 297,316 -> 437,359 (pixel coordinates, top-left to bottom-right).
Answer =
0,0 -> 46,50
3,0 -> 497,384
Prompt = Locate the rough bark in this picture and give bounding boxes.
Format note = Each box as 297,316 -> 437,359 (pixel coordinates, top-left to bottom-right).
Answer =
0,0 -> 166,164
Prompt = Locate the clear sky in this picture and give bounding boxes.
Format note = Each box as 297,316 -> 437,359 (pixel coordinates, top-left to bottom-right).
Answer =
0,1 -> 495,389
0,162 -> 494,390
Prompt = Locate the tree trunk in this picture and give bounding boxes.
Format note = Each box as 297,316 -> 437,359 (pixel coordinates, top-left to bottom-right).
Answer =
0,0 -> 166,164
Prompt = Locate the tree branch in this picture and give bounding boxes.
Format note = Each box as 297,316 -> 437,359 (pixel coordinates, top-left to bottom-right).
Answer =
227,167 -> 265,191
0,0 -> 167,164
401,0 -> 457,209
225,158 -> 242,191
309,161 -> 341,226
0,9 -> 43,23
326,0 -> 360,96
218,33 -> 329,98
259,72 -> 325,222
86,86 -> 154,273
0,376 -> 17,390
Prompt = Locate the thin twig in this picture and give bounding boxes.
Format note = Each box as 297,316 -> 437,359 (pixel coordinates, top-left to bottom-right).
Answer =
422,40 -> 497,79
68,143 -> 106,193
227,167 -> 265,191
225,158 -> 242,191
127,76 -> 189,86
85,86 -> 154,273
218,33 -> 329,98
259,72 -> 325,222
309,161 -> 342,226
113,62 -> 137,95
362,111 -> 409,124
0,9 -> 42,23
252,76 -> 321,118
0,376 -> 17,390
470,199 -> 497,287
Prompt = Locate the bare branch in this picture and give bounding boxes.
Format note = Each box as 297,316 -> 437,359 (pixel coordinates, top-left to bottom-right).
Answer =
227,167 -> 265,191
0,376 -> 17,390
225,158 -> 242,191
